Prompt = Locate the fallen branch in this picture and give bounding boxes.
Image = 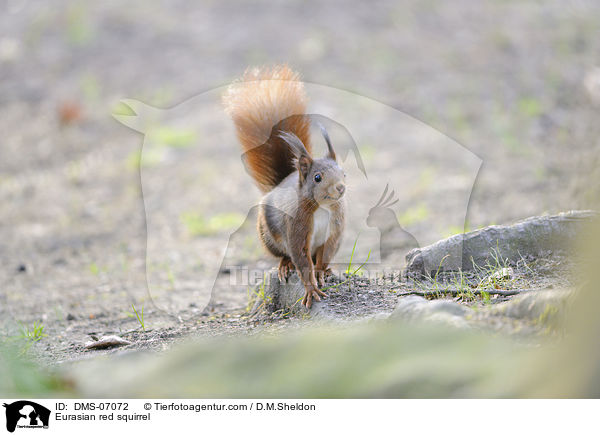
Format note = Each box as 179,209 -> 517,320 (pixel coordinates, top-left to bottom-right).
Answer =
394,288 -> 523,297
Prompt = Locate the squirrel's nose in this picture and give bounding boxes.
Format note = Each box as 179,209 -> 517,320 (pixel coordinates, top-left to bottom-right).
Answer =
336,184 -> 346,195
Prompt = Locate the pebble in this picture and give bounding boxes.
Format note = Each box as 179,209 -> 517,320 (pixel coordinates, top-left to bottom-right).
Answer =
85,335 -> 132,350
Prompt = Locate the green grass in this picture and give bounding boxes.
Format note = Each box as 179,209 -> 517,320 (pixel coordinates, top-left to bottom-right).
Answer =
397,203 -> 429,227
166,266 -> 176,291
16,321 -> 47,343
413,246 -> 520,303
247,273 -> 271,312
149,126 -> 197,148
66,3 -> 93,46
518,97 -> 544,118
124,125 -> 198,170
126,148 -> 163,169
129,304 -> 146,331
89,262 -> 100,275
471,246 -> 515,292
181,211 -> 245,236
0,343 -> 68,395
88,262 -> 109,276
9,321 -> 48,354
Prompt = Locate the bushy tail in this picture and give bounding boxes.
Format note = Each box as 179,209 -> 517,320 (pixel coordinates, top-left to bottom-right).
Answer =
223,65 -> 312,193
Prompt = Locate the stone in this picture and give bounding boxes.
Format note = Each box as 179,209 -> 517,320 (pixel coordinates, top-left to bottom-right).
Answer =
405,210 -> 596,277
84,335 -> 132,350
489,289 -> 572,323
390,296 -> 471,329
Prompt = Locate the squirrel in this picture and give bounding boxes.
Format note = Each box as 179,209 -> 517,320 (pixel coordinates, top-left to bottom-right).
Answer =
223,65 -> 346,308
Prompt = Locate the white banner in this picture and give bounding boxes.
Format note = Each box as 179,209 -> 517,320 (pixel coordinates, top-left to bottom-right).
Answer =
0,399 -> 597,434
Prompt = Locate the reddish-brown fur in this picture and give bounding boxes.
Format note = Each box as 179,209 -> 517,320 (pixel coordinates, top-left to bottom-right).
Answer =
223,65 -> 346,309
223,66 -> 312,193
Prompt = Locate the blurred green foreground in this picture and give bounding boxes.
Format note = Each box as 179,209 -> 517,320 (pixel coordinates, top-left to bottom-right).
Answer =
1,222 -> 599,398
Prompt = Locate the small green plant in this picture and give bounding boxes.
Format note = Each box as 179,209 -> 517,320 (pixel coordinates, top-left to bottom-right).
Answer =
10,321 -> 48,353
413,254 -> 454,298
130,304 -> 146,331
17,321 -> 47,343
89,262 -> 99,276
247,273 -> 271,312
345,236 -> 359,276
166,266 -> 176,290
88,262 -> 108,276
518,97 -> 543,118
472,245 -> 515,292
326,235 -> 371,292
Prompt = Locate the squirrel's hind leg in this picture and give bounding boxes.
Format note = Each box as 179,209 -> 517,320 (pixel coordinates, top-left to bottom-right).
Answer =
314,246 -> 325,287
314,245 -> 334,288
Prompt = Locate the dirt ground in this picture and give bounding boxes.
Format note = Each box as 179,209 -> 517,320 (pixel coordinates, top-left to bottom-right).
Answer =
1,0 -> 598,365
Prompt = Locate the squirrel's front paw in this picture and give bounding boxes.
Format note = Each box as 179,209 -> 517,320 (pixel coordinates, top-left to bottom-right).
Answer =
278,257 -> 295,283
302,286 -> 327,309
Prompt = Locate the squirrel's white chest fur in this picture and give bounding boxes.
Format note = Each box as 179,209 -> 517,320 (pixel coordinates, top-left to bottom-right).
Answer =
311,206 -> 331,254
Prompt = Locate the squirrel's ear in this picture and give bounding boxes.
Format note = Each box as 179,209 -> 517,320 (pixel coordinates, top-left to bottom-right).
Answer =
297,155 -> 312,182
318,123 -> 336,161
279,132 -> 313,181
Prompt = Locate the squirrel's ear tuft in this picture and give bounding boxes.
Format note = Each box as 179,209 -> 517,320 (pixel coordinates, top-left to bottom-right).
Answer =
279,132 -> 310,157
317,123 -> 336,161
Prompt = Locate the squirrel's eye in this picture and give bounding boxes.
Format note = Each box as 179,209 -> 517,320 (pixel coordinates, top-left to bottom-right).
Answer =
314,173 -> 322,183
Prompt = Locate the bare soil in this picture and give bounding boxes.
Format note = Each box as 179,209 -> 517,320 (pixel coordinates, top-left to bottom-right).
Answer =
0,0 -> 596,366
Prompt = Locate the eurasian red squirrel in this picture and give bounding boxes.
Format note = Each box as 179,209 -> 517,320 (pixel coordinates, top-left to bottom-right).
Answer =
223,65 -> 346,308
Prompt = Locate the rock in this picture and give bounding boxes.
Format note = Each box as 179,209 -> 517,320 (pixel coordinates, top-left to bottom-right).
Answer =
489,289 -> 572,324
405,210 -> 596,277
84,335 -> 132,350
387,289 -> 573,335
390,296 -> 471,329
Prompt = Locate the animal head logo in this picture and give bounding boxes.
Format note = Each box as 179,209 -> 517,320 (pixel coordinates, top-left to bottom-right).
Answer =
367,184 -> 420,262
366,184 -> 399,228
3,401 -> 50,433
113,77 -> 481,315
